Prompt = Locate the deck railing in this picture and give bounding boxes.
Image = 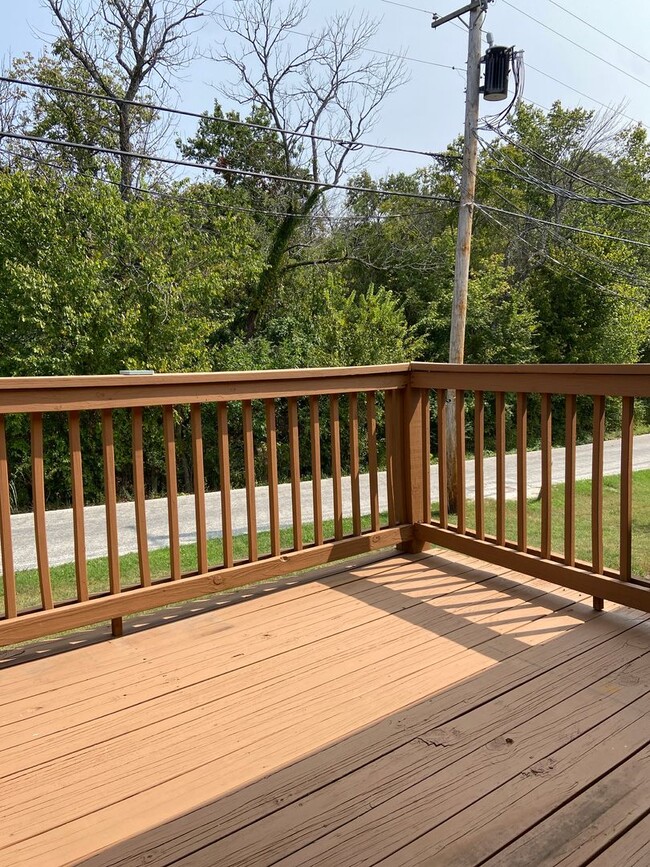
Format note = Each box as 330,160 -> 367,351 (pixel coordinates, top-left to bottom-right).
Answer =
0,366 -> 414,646
411,363 -> 650,614
1,363 -> 650,646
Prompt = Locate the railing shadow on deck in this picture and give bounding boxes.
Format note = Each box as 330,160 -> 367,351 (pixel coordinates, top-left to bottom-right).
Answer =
50,566 -> 648,867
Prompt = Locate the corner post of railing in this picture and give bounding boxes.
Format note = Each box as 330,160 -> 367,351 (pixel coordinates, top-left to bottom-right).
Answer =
399,370 -> 430,553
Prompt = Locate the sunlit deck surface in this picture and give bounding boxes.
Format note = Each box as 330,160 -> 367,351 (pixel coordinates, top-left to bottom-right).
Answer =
1,547 -> 649,867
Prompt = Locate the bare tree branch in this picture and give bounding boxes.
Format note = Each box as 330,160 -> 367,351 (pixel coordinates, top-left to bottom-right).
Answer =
44,0 -> 210,196
210,0 -> 408,331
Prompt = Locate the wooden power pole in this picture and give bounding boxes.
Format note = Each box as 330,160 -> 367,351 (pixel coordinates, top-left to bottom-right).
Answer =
432,0 -> 487,512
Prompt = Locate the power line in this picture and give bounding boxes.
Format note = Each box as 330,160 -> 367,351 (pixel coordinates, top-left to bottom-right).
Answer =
1,144 -> 457,223
478,206 -> 649,310
542,0 -> 650,65
524,63 -> 647,130
477,129 -> 650,208
502,1 -> 650,91
6,139 -> 647,299
474,158 -> 650,289
379,0 -> 648,134
218,7 -> 463,72
0,129 -> 461,205
0,75 -> 447,161
6,128 -> 650,251
478,202 -> 650,250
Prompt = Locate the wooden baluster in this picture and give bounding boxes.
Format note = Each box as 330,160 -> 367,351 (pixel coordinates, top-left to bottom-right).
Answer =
242,400 -> 258,562
163,406 -> 181,581
31,413 -> 53,610
437,389 -> 448,529
564,394 -> 576,568
495,391 -> 506,546
265,400 -> 281,556
620,396 -> 634,582
384,390 -> 395,526
131,407 -> 151,586
455,390 -> 466,534
309,396 -> 324,546
329,395 -> 343,539
540,394 -> 552,560
0,416 -> 17,618
517,392 -> 528,553
217,403 -> 233,568
402,386 -> 428,552
474,391 -> 484,540
391,391 -> 406,525
68,411 -> 88,602
422,390 -> 431,525
288,397 -> 303,550
349,393 -> 362,537
190,404 -> 208,575
592,395 -> 605,611
366,392 -> 380,533
101,409 -> 121,637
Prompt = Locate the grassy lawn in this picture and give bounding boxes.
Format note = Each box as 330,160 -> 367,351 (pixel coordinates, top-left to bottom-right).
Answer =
9,469 -> 650,615
439,469 -> 650,581
13,513 -> 379,612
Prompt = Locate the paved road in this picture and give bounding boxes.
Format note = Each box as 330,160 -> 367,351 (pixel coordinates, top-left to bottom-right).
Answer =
7,434 -> 650,572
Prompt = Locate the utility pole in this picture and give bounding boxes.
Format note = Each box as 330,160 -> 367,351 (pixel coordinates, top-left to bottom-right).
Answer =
432,0 -> 488,513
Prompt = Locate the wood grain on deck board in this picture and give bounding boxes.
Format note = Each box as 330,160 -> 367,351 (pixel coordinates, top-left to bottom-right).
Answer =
587,811 -> 650,867
0,554 -> 503,743
0,565 -> 568,820
0,550 -> 647,867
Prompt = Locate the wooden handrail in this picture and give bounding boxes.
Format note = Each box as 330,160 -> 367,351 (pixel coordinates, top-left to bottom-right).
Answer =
410,363 -> 650,397
0,365 -> 411,413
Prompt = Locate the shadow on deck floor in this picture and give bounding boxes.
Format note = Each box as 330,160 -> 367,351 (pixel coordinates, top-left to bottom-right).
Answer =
1,548 -> 649,866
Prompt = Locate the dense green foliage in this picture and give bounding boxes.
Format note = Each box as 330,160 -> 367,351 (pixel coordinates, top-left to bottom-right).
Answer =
2,43 -> 650,509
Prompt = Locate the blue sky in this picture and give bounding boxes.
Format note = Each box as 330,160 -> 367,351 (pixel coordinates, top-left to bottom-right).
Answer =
2,0 -> 649,177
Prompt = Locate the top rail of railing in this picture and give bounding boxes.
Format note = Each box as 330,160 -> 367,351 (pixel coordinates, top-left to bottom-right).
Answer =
410,363 -> 650,397
0,364 -> 411,414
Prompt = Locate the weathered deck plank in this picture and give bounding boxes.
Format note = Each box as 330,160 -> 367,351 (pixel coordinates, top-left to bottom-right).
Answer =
0,549 -> 647,867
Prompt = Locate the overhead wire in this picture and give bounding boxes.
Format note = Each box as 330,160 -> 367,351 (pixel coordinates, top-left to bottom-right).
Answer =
473,137 -> 650,289
379,0 -> 649,130
476,130 -> 650,209
218,6 -> 462,72
478,201 -> 650,250
542,0 -> 649,65
478,205 -> 648,310
0,143 -> 459,224
6,125 -> 650,252
480,122 -> 650,205
0,75 -> 449,161
501,1 -> 649,91
0,146 -> 460,275
0,129 -> 461,205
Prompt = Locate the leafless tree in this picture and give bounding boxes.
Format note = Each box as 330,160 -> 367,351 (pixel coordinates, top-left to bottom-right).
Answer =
213,0 -> 408,331
44,0 -> 211,196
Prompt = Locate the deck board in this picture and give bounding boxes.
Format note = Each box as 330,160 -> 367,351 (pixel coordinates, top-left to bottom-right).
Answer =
0,548 -> 648,867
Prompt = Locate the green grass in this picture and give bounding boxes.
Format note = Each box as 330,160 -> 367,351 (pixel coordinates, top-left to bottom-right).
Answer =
12,512 -> 379,613
10,469 -> 650,615
437,469 -> 650,581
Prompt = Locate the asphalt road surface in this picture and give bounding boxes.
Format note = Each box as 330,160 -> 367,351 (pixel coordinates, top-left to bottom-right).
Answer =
6,434 -> 650,572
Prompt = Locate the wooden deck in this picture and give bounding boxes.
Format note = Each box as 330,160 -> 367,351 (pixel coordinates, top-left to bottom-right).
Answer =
1,547 -> 649,867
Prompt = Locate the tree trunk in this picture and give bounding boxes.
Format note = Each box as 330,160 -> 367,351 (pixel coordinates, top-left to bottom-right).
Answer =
246,187 -> 324,337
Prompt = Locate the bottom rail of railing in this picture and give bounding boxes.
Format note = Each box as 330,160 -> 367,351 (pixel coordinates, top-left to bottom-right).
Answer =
415,523 -> 650,613
0,525 -> 413,647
